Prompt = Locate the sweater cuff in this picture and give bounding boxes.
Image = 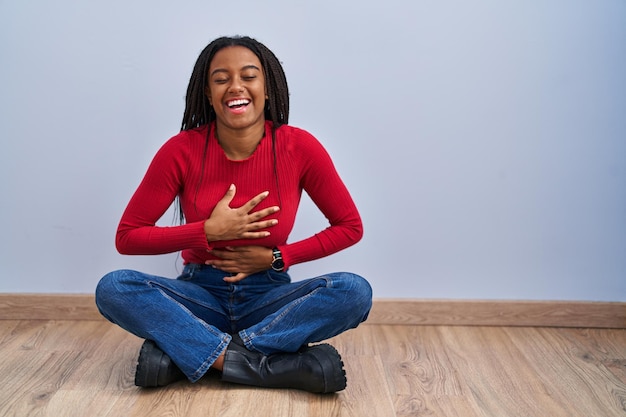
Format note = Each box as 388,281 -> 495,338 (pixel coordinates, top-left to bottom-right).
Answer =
277,244 -> 293,269
188,220 -> 214,251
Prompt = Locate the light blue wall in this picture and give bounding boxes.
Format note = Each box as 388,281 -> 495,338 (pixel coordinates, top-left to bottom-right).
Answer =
1,0 -> 624,300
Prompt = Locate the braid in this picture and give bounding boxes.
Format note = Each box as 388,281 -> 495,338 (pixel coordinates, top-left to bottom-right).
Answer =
177,36 -> 290,224
182,36 -> 289,131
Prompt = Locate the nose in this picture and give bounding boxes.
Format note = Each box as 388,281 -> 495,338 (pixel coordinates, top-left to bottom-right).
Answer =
228,79 -> 245,94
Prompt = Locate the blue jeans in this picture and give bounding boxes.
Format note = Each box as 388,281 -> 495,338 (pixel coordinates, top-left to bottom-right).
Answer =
95,265 -> 372,382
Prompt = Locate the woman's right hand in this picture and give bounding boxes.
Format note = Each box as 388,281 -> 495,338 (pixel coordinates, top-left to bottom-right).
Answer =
203,184 -> 280,242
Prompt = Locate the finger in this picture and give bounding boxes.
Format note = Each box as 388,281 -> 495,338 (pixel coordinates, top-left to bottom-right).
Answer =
207,249 -> 222,259
222,246 -> 252,254
249,207 -> 280,222
223,272 -> 249,283
208,250 -> 235,260
241,232 -> 271,239
246,219 -> 278,232
218,184 -> 237,207
205,260 -> 237,272
241,191 -> 270,212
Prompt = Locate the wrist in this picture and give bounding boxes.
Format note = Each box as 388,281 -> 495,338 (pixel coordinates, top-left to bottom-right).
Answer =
270,247 -> 285,272
203,219 -> 219,242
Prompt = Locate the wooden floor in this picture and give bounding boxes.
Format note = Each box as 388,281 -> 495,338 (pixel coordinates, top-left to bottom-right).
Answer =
1,320 -> 625,417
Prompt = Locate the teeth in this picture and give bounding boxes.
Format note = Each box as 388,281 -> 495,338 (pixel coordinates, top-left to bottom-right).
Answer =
228,99 -> 250,107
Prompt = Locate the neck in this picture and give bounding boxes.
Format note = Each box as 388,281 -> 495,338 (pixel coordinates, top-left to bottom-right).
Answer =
214,122 -> 266,160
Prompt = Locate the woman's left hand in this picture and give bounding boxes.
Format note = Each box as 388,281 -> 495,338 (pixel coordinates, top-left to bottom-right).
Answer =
206,246 -> 273,283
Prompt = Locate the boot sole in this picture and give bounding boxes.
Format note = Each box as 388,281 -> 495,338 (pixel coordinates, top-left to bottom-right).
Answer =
307,344 -> 347,393
135,340 -> 185,387
135,340 -> 161,387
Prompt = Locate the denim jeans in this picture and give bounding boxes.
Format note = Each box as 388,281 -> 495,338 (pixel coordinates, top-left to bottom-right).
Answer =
95,264 -> 372,382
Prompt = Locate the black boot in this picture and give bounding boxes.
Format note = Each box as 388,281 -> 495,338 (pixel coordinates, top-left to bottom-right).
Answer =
221,335 -> 347,393
134,340 -> 186,387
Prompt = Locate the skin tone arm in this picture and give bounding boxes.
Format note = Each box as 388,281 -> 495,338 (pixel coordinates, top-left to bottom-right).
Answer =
203,184 -> 276,283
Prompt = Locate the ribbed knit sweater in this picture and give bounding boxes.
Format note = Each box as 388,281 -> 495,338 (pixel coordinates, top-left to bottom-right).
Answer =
116,121 -> 363,269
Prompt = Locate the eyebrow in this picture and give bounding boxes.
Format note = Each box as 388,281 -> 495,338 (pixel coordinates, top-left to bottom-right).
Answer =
210,65 -> 261,77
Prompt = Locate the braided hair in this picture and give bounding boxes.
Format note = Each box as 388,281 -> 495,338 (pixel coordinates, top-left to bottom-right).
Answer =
182,35 -> 289,130
178,36 -> 290,223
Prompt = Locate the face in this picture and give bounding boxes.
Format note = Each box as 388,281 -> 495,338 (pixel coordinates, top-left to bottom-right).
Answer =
205,46 -> 267,132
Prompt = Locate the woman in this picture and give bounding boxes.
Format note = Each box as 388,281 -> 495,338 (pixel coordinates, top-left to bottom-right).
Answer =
95,35 -> 372,394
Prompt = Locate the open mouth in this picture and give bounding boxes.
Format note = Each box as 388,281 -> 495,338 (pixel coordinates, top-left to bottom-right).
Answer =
227,99 -> 250,109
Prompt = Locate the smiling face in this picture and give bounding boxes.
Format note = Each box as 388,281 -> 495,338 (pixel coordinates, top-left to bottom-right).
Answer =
205,46 -> 267,134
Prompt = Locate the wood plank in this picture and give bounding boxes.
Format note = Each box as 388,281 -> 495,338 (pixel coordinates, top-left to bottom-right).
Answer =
518,327 -> 626,417
1,320 -> 625,417
368,299 -> 626,328
0,348 -> 88,416
443,326 -> 579,417
0,293 -> 102,320
373,325 -> 472,417
0,293 -> 625,328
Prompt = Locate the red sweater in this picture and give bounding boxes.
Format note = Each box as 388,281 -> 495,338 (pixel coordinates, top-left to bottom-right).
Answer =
116,121 -> 363,268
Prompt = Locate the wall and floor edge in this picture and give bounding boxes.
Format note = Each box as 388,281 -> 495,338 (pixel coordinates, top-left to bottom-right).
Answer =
0,294 -> 624,329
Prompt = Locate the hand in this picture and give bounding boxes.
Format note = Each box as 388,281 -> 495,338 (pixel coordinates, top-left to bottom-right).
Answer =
204,184 -> 279,242
206,246 -> 274,283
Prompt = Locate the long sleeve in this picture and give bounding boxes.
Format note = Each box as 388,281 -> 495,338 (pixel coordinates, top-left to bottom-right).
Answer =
113,123 -> 362,267
277,128 -> 363,268
115,133 -> 211,255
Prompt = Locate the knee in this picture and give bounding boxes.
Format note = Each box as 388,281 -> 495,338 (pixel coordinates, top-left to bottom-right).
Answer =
95,269 -> 136,315
96,270 -> 125,300
346,273 -> 372,300
335,272 -> 373,318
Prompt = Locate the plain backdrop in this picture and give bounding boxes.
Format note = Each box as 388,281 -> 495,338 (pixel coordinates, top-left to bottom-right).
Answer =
1,0 -> 624,301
